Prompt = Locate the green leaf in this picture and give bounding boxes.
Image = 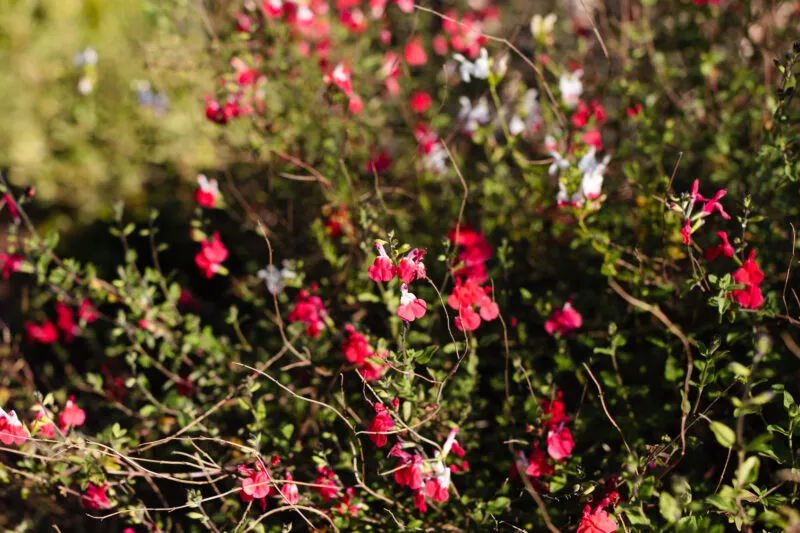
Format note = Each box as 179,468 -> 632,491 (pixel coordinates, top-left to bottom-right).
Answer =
709,420 -> 736,448
415,345 -> 438,365
736,456 -> 760,487
281,424 -> 295,439
659,491 -> 681,523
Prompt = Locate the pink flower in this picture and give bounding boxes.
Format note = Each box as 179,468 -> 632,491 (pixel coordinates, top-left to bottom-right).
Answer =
394,0 -> 414,12
0,408 -> 28,445
424,477 -> 449,502
367,403 -> 394,447
525,444 -> 554,478
404,37 -> 427,66
59,396 -> 86,432
397,248 -> 426,283
398,283 -> 427,322
360,351 -> 389,381
456,305 -> 481,331
368,242 -> 396,282
704,231 -> 734,261
546,426 -> 575,461
194,174 -> 220,208
262,0 -> 285,18
572,101 -> 591,128
195,232 -> 229,278
409,91 -> 433,114
0,253 -> 23,279
281,473 -> 299,505
348,94 -> 364,114
240,462 -> 273,511
81,483 -> 111,510
577,503 -> 618,533
626,103 -> 643,117
544,302 -> 583,335
26,320 -> 58,344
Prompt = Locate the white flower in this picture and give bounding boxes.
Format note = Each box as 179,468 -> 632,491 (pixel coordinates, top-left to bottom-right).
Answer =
579,149 -> 611,200
423,144 -> 448,174
196,173 -> 219,194
559,69 -> 583,108
458,96 -> 491,133
531,13 -> 557,43
258,261 -> 296,295
508,115 -> 526,136
452,47 -> 490,83
522,89 -> 543,131
548,151 -> 570,177
83,47 -> 98,66
77,76 -> 93,95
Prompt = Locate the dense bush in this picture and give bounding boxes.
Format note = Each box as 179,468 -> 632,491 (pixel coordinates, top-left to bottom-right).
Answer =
1,0 -> 799,532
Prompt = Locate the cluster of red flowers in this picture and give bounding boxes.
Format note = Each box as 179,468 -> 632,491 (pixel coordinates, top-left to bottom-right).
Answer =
447,277 -> 499,332
205,56 -> 265,125
0,396 -> 86,446
544,300 -> 583,336
571,99 -> 606,150
195,232 -> 229,279
0,252 -> 23,279
313,466 -> 364,516
287,284 -> 328,337
25,299 -> 98,345
514,391 -> 576,488
435,7 -> 498,59
731,250 -> 765,309
387,426 -> 467,512
238,460 -> 300,511
367,242 -> 428,323
324,205 -> 352,238
342,324 -> 388,380
679,179 -> 730,246
447,223 -> 492,283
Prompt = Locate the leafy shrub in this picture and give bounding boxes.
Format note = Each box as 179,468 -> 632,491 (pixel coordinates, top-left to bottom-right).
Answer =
1,0 -> 799,532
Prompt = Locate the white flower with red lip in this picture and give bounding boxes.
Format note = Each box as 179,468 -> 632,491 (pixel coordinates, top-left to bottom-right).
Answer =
0,407 -> 28,445
458,96 -> 491,133
330,63 -> 353,96
194,174 -> 220,208
578,148 -> 611,200
397,283 -> 427,322
397,248 -> 426,283
559,69 -> 583,108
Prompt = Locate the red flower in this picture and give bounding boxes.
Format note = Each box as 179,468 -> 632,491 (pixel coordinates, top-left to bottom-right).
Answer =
541,391 -> 572,429
582,129 -> 603,150
680,219 -> 692,245
3,193 -> 19,222
699,189 -> 731,219
547,426 -> 575,460
572,101 -> 591,128
348,94 -> 364,114
194,174 -> 220,208
0,253 -> 23,278
343,325 -> 370,364
262,0 -> 285,18
195,232 -> 229,278
448,223 -> 493,283
591,99 -> 607,124
397,248 -> 426,283
409,91 -> 433,114
0,408 -> 28,445
577,503 -> 618,533
626,103 -> 643,117
55,302 -> 78,343
25,320 -> 58,344
314,467 -> 339,502
367,150 -> 392,173
413,489 -> 428,512
398,283 -> 427,322
525,444 -> 554,478
367,403 -> 394,447
81,483 -> 111,510
78,299 -> 99,322
404,37 -> 428,66
731,250 -> 765,309
704,231 -> 734,261
544,302 -> 583,335
288,287 -> 328,337
34,409 -> 56,438
368,242 -> 396,282
58,396 -> 86,432
360,351 -> 389,381
393,453 -> 424,489
281,473 -> 299,505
